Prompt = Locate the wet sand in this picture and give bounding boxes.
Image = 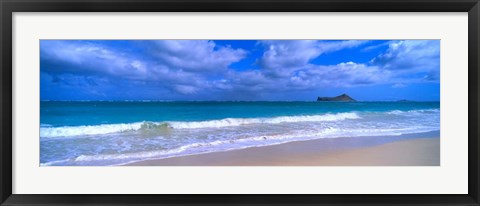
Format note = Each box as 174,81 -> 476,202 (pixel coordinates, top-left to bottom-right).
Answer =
124,131 -> 440,166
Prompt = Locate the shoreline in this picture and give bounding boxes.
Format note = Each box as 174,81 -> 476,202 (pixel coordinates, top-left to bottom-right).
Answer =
124,131 -> 440,166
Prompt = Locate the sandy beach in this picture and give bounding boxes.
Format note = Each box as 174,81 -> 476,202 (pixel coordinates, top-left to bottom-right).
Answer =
124,131 -> 440,166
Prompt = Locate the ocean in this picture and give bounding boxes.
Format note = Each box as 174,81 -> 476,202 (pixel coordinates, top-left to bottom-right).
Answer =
40,101 -> 440,166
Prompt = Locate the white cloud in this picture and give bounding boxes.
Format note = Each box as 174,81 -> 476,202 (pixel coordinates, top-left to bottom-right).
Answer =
368,40 -> 440,86
150,40 -> 247,72
41,40 -> 439,100
41,41 -> 150,80
40,40 -> 247,95
370,40 -> 440,72
174,85 -> 198,94
288,62 -> 389,88
257,40 -> 368,77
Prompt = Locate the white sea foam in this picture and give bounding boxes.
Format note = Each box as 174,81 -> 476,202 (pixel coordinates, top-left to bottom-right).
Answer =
40,108 -> 440,166
386,108 -> 439,115
169,112 -> 360,129
40,122 -> 144,138
39,109 -> 439,138
41,125 -> 439,166
40,112 -> 360,138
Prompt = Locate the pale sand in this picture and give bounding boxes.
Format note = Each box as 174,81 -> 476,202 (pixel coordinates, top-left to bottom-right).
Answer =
125,132 -> 440,166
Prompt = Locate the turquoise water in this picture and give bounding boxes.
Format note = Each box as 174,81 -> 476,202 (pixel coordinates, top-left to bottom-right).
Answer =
40,101 -> 440,166
41,101 -> 439,126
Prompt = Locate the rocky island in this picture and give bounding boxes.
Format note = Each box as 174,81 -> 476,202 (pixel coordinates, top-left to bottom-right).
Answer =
317,94 -> 356,102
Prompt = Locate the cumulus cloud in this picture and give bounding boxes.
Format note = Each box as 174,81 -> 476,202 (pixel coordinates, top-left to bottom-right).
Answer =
222,40 -> 439,96
258,40 -> 321,70
149,40 -> 247,72
40,40 -> 247,97
173,85 -> 198,94
369,40 -> 440,84
370,40 -> 439,71
257,40 -> 368,77
206,62 -> 387,97
40,40 -> 439,101
284,62 -> 389,89
41,41 -> 152,79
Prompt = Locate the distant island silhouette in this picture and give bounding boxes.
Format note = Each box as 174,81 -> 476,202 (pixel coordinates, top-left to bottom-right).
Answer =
317,94 -> 356,102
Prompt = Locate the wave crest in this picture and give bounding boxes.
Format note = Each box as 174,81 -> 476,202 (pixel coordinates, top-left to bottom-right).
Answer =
169,112 -> 359,129
40,112 -> 360,138
386,108 -> 439,115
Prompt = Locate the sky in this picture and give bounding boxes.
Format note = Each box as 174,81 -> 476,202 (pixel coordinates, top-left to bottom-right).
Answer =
40,40 -> 440,101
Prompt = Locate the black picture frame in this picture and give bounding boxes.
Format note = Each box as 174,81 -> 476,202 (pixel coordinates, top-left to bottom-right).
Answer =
1,0 -> 479,205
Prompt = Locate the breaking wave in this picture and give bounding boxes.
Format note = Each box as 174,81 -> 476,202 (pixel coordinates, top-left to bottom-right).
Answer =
40,112 -> 360,138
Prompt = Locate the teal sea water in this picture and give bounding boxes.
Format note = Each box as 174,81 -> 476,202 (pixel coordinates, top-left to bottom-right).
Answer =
40,101 -> 440,166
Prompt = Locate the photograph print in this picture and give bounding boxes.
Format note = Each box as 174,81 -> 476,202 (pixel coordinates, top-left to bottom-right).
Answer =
40,40 -> 440,166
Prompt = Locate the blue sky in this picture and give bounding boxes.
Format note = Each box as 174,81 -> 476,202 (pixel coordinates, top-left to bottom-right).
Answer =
40,40 -> 440,101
